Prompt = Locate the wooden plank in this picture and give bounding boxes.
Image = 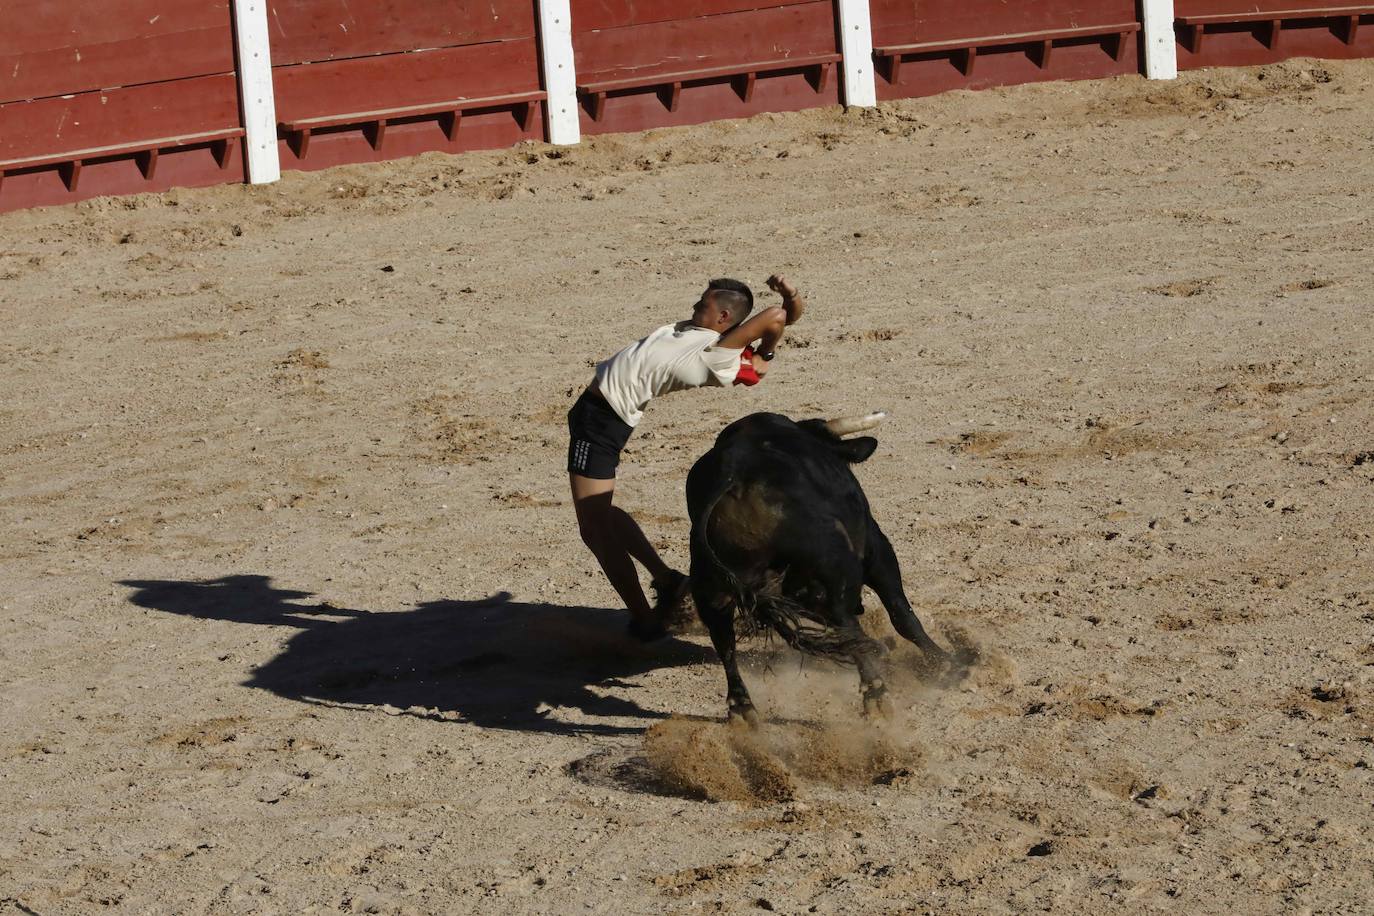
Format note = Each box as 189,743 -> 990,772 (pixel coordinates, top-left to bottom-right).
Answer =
570,0 -> 817,33
0,74 -> 242,164
580,53 -> 840,93
869,0 -> 1139,47
0,139 -> 248,212
581,56 -> 838,121
0,128 -> 243,171
0,2 -> 235,105
280,91 -> 546,131
1177,5 -> 1374,66
1175,0 -> 1371,17
272,39 -> 541,123
1179,4 -> 1373,22
876,23 -> 1141,56
234,0 -> 281,184
578,63 -> 842,134
1176,2 -> 1371,58
267,0 -> 535,66
574,2 -> 838,78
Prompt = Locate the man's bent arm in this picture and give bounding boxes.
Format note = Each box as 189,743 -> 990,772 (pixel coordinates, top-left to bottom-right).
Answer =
719,307 -> 786,352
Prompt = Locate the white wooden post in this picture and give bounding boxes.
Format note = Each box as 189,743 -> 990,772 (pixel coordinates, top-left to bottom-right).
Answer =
537,0 -> 581,145
1141,0 -> 1179,80
231,0 -> 281,183
836,0 -> 877,107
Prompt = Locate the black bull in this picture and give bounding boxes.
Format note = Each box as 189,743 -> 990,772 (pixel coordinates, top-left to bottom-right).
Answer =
686,412 -> 966,724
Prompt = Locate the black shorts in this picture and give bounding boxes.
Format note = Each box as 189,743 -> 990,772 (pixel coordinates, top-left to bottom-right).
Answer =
567,389 -> 633,479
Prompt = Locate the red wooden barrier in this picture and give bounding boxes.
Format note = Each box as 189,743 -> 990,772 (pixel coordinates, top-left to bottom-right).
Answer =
4,1 -> 1374,213
0,2 -> 242,213
1175,1 -> 1374,68
268,0 -> 546,171
571,0 -> 843,135
870,0 -> 1140,100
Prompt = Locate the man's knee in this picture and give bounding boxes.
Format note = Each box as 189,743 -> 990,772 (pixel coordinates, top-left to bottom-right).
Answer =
573,489 -> 618,553
576,507 -> 613,553
577,518 -> 604,552
607,505 -> 638,531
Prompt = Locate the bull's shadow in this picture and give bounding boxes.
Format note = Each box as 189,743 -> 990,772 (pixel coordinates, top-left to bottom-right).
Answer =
120,575 -> 710,736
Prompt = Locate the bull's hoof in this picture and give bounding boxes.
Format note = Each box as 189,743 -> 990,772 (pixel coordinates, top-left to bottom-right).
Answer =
727,704 -> 761,729
938,650 -> 975,687
861,684 -> 893,721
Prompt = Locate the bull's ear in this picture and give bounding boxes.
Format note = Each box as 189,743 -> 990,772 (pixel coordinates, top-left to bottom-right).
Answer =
834,436 -> 877,463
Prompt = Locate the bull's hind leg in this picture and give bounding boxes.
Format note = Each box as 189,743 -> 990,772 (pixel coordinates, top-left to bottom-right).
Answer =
691,579 -> 759,727
830,615 -> 891,719
863,519 -> 956,667
809,551 -> 892,719
854,640 -> 893,719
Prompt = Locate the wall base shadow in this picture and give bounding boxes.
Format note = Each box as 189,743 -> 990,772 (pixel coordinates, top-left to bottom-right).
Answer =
121,575 -> 711,737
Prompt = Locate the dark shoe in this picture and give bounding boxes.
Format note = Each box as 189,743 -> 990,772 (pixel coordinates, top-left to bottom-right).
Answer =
626,615 -> 670,643
651,570 -> 690,617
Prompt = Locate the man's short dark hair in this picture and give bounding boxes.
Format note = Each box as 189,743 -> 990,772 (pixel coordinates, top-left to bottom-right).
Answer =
707,278 -> 753,319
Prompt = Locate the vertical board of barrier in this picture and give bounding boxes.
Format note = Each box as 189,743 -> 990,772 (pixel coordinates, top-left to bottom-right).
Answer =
837,0 -> 879,106
1142,0 -> 1180,78
232,0 -> 282,183
1175,1 -> 1374,69
570,0 -> 844,135
869,0 -> 1142,101
0,2 -> 246,213
268,0 -> 548,172
539,0 -> 583,144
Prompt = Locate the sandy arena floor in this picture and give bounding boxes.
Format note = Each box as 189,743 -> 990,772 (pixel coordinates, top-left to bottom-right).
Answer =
2,58 -> 1373,914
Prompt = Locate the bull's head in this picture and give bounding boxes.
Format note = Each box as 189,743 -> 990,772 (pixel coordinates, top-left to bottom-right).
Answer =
799,411 -> 885,463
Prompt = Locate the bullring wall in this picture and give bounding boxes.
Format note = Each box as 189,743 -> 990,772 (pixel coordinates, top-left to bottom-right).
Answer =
1,0 -> 1370,212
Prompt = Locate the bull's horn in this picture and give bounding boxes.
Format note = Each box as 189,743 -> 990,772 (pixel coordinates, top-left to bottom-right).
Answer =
824,410 -> 887,437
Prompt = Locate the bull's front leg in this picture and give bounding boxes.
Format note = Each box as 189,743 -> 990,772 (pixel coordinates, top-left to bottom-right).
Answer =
693,585 -> 759,727
862,519 -> 969,679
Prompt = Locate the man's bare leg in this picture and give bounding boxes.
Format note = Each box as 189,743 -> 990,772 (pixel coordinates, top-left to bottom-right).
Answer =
570,473 -> 660,627
610,505 -> 674,584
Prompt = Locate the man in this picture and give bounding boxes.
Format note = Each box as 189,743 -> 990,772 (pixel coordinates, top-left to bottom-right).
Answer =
568,275 -> 806,640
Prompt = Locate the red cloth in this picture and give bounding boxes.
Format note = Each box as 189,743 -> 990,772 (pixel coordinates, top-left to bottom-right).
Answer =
733,347 -> 760,386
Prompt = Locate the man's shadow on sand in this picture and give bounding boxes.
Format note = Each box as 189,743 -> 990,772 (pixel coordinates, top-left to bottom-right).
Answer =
120,575 -> 711,737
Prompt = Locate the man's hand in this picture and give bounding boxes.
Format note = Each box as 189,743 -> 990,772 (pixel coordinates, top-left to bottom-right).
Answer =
766,274 -> 797,298
767,274 -> 805,325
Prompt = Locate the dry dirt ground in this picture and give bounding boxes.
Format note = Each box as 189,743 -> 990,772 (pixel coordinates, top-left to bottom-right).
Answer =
3,58 -> 1373,915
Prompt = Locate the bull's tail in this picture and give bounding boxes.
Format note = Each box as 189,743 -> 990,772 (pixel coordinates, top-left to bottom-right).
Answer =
750,589 -> 878,663
694,464 -> 755,622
